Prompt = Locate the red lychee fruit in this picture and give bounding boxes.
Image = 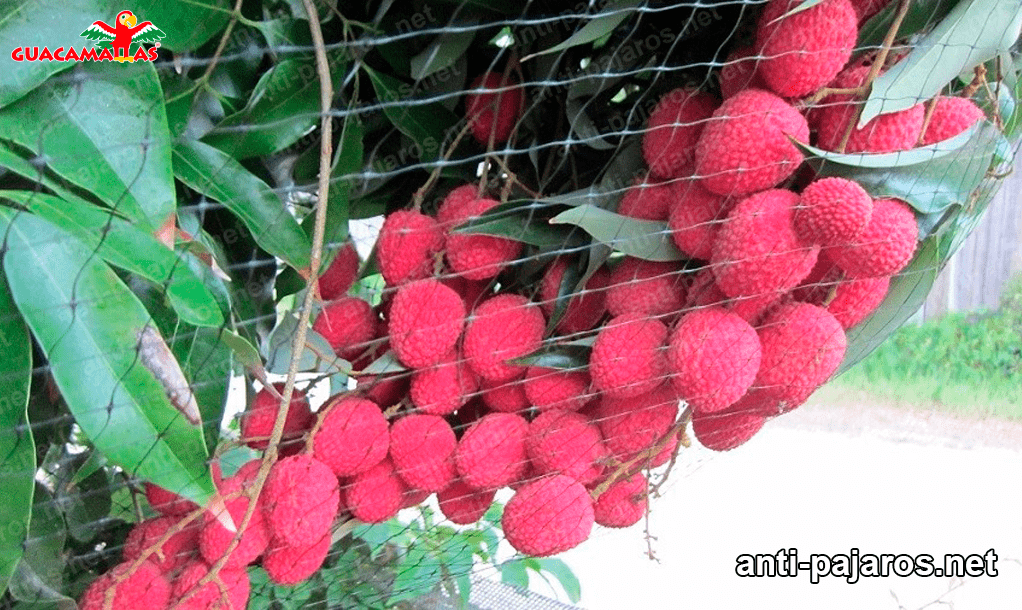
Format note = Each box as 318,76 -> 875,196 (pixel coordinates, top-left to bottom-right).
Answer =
691,397 -> 767,451
668,307 -> 762,414
401,487 -> 432,509
718,46 -> 766,99
539,258 -> 611,336
815,65 -> 925,153
262,534 -> 331,586
526,411 -> 607,485
437,479 -> 496,525
463,294 -> 545,382
523,366 -> 591,412
727,291 -> 788,326
122,516 -> 198,572
389,414 -> 457,493
437,184 -> 483,228
409,350 -> 478,415
668,179 -> 731,260
711,189 -> 820,300
643,88 -> 719,179
503,475 -> 594,557
171,560 -> 249,610
262,454 -> 339,548
695,89 -> 809,196
919,96 -> 985,146
480,374 -> 530,413
794,177 -> 873,246
239,383 -> 313,452
312,396 -> 389,477
441,274 -> 492,310
685,268 -> 728,308
318,242 -> 359,301
356,372 -> 409,408
796,261 -> 890,329
388,278 -> 466,368
377,210 -> 445,286
145,482 -> 198,517
829,198 -> 917,278
595,385 -> 679,460
198,494 -> 270,568
755,0 -> 858,98
445,198 -> 523,280
466,72 -> 524,145
850,0 -> 893,21
592,473 -> 647,528
454,412 -> 529,491
605,258 -> 686,318
618,176 -> 674,221
79,561 -> 171,610
590,313 -> 669,398
755,302 -> 847,412
346,457 -> 407,523
312,296 -> 379,361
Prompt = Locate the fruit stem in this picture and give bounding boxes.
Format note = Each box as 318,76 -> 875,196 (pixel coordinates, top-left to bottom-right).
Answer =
412,119 -> 475,211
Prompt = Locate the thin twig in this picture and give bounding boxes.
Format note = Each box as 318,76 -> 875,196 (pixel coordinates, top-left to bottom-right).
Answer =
412,121 -> 475,211
589,407 -> 691,501
165,0 -> 245,106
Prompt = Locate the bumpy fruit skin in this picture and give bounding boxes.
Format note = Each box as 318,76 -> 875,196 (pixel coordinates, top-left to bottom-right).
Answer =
668,307 -> 762,414
145,482 -> 198,517
122,516 -> 198,572
410,350 -> 478,415
595,385 -> 679,460
642,88 -> 719,179
79,561 -> 171,610
240,383 -> 313,452
312,297 -> 379,361
356,372 -> 409,409
592,473 -> 647,528
503,475 -> 594,557
445,198 -> 523,280
755,0 -> 858,98
829,198 -> 917,278
618,176 -> 674,221
718,46 -> 766,98
815,65 -> 925,153
526,411 -> 607,485
755,302 -> 847,412
685,268 -> 728,308
605,258 -> 686,318
262,534 -> 332,586
437,184 -> 482,227
463,294 -> 545,382
171,560 -> 249,610
523,366 -> 591,412
539,258 -> 610,335
691,398 -> 767,451
346,457 -> 407,523
313,397 -> 389,477
711,189 -> 820,300
437,479 -> 496,525
198,494 -> 270,569
695,89 -> 809,196
388,279 -> 466,368
377,210 -> 445,286
796,261 -> 891,328
669,179 -> 731,260
263,454 -> 340,548
590,313 -> 669,398
318,242 -> 359,301
920,95 -> 985,145
465,72 -> 524,145
794,178 -> 873,246
480,374 -> 530,413
389,414 -> 458,492
454,412 -> 530,491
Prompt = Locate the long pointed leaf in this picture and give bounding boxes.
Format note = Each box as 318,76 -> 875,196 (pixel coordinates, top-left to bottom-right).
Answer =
550,204 -> 684,261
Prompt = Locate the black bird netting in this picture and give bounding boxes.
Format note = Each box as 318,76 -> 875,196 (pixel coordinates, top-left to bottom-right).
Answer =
0,0 -> 1020,608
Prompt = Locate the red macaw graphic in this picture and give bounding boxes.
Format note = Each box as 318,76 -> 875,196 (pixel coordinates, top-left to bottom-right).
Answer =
80,10 -> 166,62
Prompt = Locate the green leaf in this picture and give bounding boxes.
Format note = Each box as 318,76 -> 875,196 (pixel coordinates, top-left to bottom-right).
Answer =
510,344 -> 592,369
389,546 -> 441,602
9,484 -> 68,604
858,0 -> 960,48
263,312 -> 349,375
129,1 -> 232,52
61,467 -> 111,543
860,0 -> 1022,125
364,66 -> 459,161
173,139 -> 312,270
410,27 -> 476,80
221,330 -> 263,371
1,190 -> 224,327
0,209 -> 215,507
452,200 -> 583,248
524,0 -> 642,59
0,273 -> 35,593
550,204 -> 684,261
0,61 -> 176,229
535,558 -> 581,604
500,558 -> 530,589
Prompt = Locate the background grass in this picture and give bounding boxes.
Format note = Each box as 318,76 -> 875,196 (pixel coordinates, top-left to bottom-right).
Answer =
832,274 -> 1022,420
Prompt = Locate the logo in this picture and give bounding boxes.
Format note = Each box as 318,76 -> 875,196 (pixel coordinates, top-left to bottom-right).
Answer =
11,11 -> 166,63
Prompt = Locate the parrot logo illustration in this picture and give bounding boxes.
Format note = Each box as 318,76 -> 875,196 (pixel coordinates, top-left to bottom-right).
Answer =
80,10 -> 166,62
